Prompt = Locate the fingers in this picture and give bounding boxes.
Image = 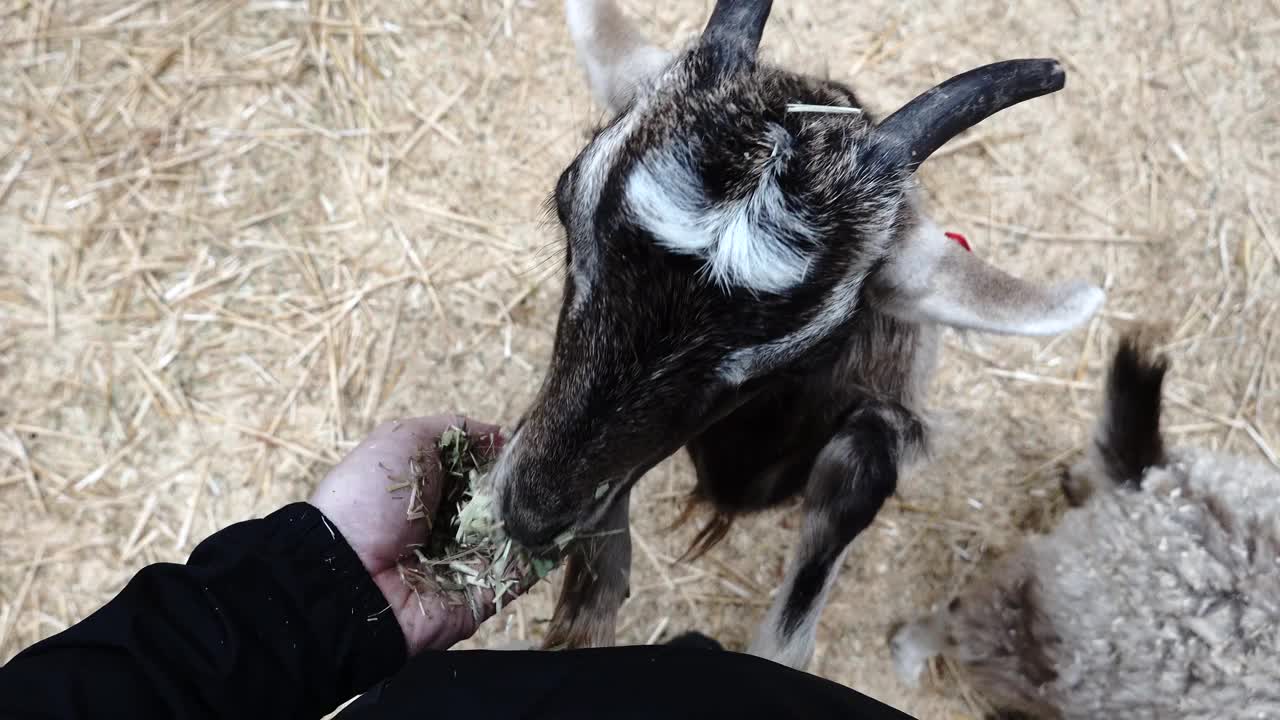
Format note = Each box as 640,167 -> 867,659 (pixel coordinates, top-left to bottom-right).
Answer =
355,413 -> 516,646
370,415 -> 504,447
361,415 -> 505,466
452,555 -> 543,639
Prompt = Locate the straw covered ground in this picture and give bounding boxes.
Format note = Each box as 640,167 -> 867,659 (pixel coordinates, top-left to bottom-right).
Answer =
1,0 -> 1277,716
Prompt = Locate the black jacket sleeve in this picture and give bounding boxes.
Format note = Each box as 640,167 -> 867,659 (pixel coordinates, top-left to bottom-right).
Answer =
0,503 -> 406,720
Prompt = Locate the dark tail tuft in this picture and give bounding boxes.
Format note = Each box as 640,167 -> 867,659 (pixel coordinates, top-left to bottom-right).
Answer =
1095,331 -> 1169,488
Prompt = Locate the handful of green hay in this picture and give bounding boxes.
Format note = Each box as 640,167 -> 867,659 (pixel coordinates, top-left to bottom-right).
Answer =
397,426 -> 559,623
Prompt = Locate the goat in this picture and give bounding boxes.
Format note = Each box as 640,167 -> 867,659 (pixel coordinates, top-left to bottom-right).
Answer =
889,333 -> 1280,718
488,0 -> 1105,669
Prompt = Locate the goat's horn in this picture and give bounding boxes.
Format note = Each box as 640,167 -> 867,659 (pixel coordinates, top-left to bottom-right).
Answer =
701,0 -> 773,67
876,59 -> 1065,172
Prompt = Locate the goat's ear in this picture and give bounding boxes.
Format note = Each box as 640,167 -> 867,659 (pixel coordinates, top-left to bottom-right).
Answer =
874,217 -> 1104,336
566,0 -> 672,114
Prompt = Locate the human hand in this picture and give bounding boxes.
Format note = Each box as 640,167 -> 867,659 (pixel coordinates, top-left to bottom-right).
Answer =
310,415 -> 517,656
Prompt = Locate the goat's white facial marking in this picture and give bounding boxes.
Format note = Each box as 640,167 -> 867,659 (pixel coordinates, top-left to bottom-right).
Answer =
626,141 -> 816,295
716,211 -> 889,386
565,113 -> 644,311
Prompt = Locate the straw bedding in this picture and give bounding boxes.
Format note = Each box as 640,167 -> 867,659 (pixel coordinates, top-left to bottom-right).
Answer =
1,1 -> 1276,715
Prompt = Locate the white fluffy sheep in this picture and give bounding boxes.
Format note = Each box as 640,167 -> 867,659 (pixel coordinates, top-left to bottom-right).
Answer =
890,334 -> 1280,719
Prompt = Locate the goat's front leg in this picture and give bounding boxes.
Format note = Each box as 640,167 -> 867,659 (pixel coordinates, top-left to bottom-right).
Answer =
748,401 -> 923,669
541,492 -> 632,649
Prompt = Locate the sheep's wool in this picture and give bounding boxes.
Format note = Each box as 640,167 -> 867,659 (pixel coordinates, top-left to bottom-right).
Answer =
944,449 -> 1280,719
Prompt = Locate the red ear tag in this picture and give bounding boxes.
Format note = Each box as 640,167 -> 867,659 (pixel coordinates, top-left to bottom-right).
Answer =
944,231 -> 971,252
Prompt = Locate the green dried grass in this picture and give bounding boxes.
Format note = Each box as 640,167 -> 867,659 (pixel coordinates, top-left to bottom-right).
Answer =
398,426 -> 560,622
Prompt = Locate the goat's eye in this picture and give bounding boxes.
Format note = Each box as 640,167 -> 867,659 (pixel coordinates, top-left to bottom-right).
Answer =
555,195 -> 571,227
553,168 -> 576,227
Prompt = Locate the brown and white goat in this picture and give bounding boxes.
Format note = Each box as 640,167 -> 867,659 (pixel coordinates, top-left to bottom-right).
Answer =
488,0 -> 1105,668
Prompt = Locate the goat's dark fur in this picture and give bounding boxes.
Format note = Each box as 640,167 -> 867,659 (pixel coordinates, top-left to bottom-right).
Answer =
490,0 -> 1102,666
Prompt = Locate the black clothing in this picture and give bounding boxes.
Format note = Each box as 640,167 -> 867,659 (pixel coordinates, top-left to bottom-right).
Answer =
0,503 -> 914,719
335,641 -> 916,720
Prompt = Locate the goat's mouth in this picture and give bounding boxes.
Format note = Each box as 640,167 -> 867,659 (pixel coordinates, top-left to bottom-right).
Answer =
519,463 -> 649,557
492,470 -> 634,555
